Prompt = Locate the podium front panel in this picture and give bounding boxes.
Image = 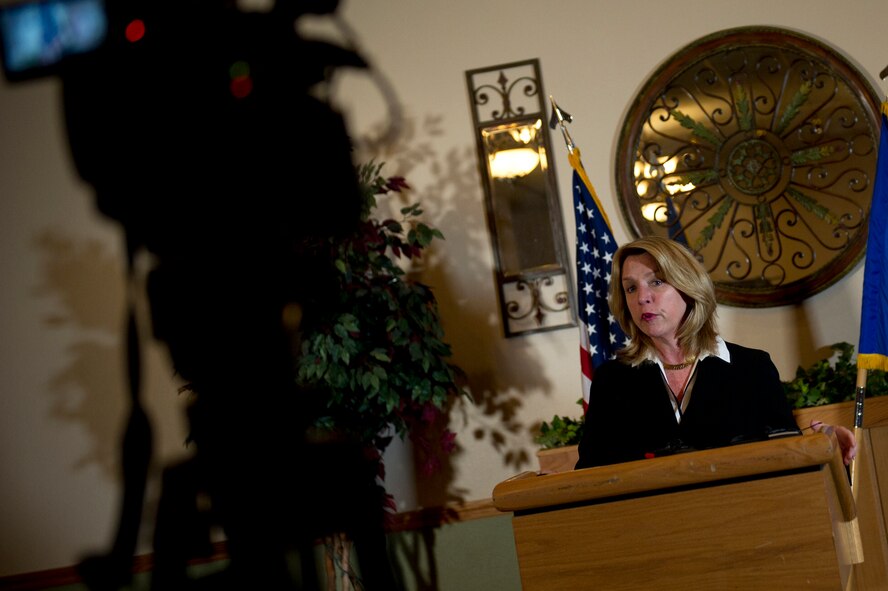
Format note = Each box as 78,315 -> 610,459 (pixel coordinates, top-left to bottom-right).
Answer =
510,470 -> 841,590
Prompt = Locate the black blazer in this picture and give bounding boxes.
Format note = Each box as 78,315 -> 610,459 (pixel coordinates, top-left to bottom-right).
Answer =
575,341 -> 798,469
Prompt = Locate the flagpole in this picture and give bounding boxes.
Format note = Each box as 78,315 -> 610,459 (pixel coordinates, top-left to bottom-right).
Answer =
550,95 -> 627,414
549,95 -> 575,154
851,366 -> 866,496
841,366 -> 868,591
549,96 -> 617,231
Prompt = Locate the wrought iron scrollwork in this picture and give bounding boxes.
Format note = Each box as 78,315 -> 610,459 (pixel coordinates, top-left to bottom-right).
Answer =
616,27 -> 881,306
504,276 -> 571,327
471,71 -> 541,121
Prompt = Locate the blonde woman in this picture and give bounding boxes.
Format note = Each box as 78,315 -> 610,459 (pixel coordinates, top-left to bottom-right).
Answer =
576,236 -> 856,469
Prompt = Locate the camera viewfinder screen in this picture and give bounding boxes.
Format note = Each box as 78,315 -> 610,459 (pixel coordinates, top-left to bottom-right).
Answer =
0,0 -> 107,79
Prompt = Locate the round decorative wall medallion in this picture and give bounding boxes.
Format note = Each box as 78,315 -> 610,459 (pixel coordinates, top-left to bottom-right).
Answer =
615,26 -> 882,307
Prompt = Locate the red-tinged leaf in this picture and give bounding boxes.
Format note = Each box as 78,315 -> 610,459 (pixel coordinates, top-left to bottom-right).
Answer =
441,429 -> 457,454
385,176 -> 410,192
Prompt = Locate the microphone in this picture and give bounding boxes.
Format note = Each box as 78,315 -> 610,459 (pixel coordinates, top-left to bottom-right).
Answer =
730,426 -> 802,445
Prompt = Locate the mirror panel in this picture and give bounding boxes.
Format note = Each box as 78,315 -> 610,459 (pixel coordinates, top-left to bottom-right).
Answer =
483,119 -> 559,274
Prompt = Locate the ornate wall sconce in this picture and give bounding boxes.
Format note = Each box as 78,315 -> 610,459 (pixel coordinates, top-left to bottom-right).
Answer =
466,58 -> 575,337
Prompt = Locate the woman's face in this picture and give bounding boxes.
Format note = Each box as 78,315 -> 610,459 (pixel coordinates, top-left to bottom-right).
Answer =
621,252 -> 688,344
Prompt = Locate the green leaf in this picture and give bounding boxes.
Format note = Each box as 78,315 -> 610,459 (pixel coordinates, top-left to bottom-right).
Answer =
408,341 -> 423,361
415,224 -> 436,247
401,203 -> 422,216
734,83 -> 753,131
370,349 -> 391,362
670,109 -> 723,148
674,168 -> 719,187
385,220 -> 404,233
774,80 -> 812,136
791,145 -> 836,166
785,187 -> 837,224
533,399 -> 586,449
339,313 -> 360,332
693,195 -> 734,251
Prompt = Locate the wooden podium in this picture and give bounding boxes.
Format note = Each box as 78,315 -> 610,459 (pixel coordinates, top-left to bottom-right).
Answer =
493,433 -> 862,590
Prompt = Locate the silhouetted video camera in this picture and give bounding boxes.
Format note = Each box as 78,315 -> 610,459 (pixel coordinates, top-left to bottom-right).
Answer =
1,0 -> 365,243
3,4 -> 395,588
0,0 -> 353,80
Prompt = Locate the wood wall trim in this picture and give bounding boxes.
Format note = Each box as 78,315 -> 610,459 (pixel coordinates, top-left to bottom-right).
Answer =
386,497 -> 505,532
0,499 -> 505,589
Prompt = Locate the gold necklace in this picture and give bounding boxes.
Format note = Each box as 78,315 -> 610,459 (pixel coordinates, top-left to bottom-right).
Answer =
662,357 -> 697,371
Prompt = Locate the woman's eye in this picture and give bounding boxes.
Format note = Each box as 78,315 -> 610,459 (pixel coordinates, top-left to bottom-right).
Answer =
652,279 -> 663,287
625,285 -> 636,294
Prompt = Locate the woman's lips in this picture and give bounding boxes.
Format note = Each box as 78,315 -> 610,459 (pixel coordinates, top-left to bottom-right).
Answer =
641,313 -> 656,321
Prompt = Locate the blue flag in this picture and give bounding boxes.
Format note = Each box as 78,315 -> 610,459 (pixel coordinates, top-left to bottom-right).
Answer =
569,149 -> 627,410
859,102 -> 888,371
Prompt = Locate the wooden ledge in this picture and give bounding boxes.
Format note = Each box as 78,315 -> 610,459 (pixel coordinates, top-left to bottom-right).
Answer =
495,432 -> 837,512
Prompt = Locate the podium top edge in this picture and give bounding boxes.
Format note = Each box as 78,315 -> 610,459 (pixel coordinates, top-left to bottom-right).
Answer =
493,432 -> 836,512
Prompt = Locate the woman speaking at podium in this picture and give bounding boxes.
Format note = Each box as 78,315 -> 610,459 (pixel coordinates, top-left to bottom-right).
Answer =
575,236 -> 856,470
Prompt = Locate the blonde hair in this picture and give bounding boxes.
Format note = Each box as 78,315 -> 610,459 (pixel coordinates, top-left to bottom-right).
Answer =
609,236 -> 719,365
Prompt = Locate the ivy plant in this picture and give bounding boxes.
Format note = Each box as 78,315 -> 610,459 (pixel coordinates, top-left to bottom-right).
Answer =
782,342 -> 888,408
534,399 -> 585,450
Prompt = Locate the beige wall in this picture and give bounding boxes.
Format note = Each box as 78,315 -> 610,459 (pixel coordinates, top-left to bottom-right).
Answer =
0,0 -> 884,577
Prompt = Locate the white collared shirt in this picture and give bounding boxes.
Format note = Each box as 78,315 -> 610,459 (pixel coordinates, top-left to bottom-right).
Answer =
656,336 -> 730,422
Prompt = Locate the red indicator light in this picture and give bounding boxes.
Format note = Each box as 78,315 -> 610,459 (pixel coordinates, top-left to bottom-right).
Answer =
125,19 -> 146,43
229,60 -> 253,99
230,77 -> 253,99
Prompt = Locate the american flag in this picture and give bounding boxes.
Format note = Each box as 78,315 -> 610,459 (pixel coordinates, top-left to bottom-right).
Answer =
569,149 -> 627,411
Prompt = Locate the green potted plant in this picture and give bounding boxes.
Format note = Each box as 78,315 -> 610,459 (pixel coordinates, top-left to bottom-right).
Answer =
295,160 -> 469,494
535,399 -> 585,450
783,341 -> 888,436
293,160 -> 469,587
783,342 -> 888,407
534,399 -> 585,473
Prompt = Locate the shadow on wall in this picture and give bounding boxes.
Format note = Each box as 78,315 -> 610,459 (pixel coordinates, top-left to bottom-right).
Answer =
791,301 -> 821,373
34,227 -> 195,574
355,112 -> 553,508
35,229 -> 127,479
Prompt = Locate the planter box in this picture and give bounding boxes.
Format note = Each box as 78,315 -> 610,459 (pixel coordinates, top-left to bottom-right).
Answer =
536,445 -> 579,474
793,396 -> 888,431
